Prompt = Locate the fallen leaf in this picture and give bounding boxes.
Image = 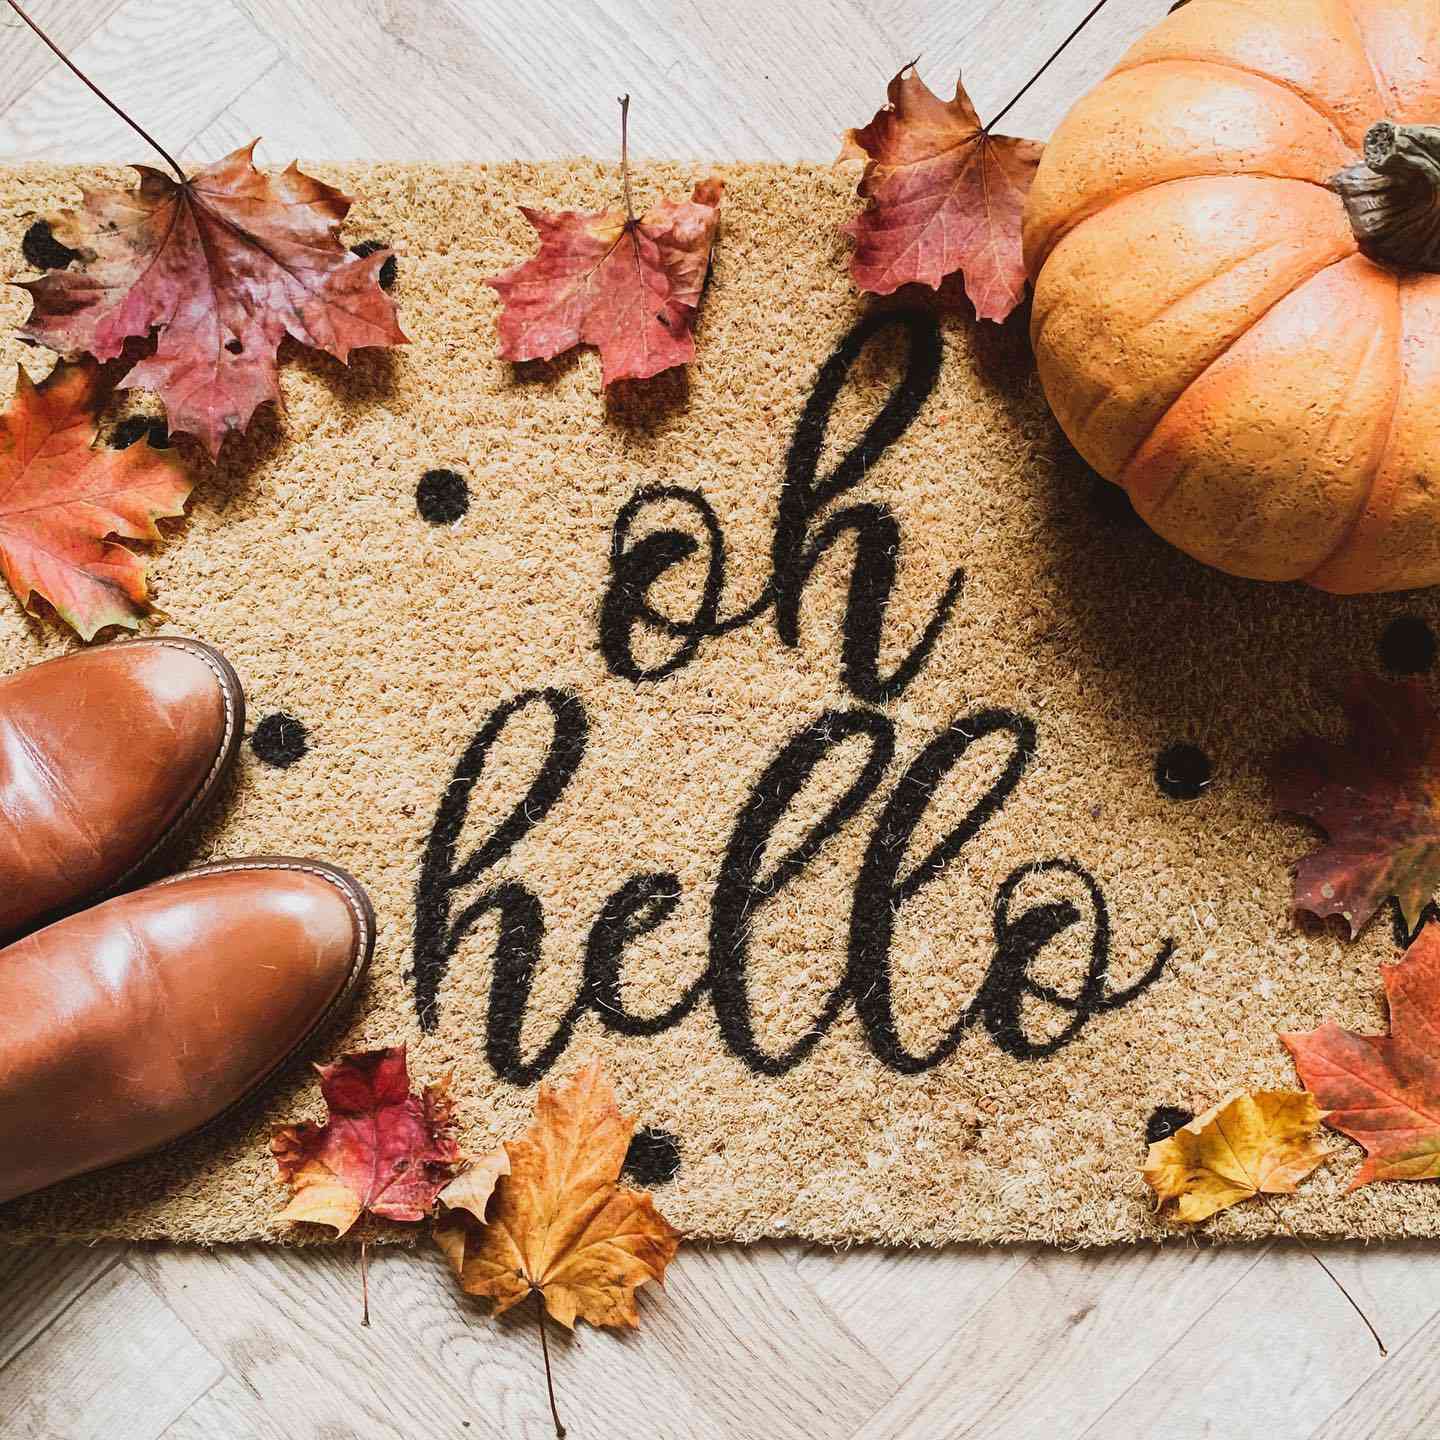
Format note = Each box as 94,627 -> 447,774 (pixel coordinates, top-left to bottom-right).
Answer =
1284,924 -> 1440,1187
1142,1090 -> 1329,1223
1268,676 -> 1440,938
436,1148 -> 510,1222
0,359 -> 191,640
434,1059 -> 680,1329
839,65 -> 1043,321
487,178 -> 723,386
18,142 -> 407,458
272,1045 -> 461,1236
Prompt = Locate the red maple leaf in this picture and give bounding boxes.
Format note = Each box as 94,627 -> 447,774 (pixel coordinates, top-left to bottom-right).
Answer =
487,176 -> 723,386
1283,924 -> 1440,1187
839,66 -> 1044,322
0,359 -> 191,640
271,1045 -> 461,1236
17,142 -> 407,458
1268,677 -> 1440,938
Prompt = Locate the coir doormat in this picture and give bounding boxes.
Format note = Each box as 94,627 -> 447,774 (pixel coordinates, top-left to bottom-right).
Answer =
2,161 -> 1439,1247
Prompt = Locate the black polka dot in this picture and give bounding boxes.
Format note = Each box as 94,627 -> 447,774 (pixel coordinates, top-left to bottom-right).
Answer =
250,712 -> 309,768
352,239 -> 398,291
110,416 -> 171,450
622,1127 -> 681,1186
416,468 -> 470,525
1146,1105 -> 1194,1145
1380,615 -> 1436,675
1154,743 -> 1212,800
22,219 -> 79,271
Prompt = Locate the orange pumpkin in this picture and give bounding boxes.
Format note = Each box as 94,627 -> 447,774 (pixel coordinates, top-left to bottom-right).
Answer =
1024,0 -> 1440,592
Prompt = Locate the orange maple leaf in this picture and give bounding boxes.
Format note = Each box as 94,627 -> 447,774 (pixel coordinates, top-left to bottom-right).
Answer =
17,142 -> 407,458
271,1045 -> 461,1236
839,66 -> 1044,321
433,1059 -> 680,1329
487,178 -> 723,386
1268,676 -> 1440,938
1284,924 -> 1440,1187
0,359 -> 191,641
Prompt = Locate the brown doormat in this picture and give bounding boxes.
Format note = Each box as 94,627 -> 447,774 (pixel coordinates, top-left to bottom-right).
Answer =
0,161 -> 1437,1248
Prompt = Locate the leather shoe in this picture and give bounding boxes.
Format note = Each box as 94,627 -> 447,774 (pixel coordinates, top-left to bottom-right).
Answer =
0,637 -> 243,940
0,857 -> 374,1205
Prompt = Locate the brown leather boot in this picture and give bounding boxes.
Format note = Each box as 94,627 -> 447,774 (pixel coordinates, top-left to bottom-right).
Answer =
0,637 -> 244,940
0,858 -> 374,1205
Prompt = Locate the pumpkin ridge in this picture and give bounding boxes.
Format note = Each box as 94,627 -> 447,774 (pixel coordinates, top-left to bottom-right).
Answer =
1109,53 -> 1362,151
1120,250 -> 1358,510
1030,172 -> 1341,280
1339,0 -> 1405,117
1305,271 -> 1412,589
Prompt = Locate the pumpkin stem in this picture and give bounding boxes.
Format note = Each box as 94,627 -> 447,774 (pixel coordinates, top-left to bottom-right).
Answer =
1333,122 -> 1440,272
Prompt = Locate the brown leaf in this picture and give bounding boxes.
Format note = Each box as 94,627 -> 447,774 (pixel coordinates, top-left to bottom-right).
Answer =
433,1060 -> 680,1329
272,1045 -> 461,1236
18,142 -> 407,458
1283,923 -> 1440,1187
0,359 -> 191,641
1268,676 -> 1440,937
486,178 -> 723,386
1142,1090 -> 1329,1223
839,66 -> 1043,321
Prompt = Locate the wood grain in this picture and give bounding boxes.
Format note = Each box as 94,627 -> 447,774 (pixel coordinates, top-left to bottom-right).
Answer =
4,0 -> 1440,1435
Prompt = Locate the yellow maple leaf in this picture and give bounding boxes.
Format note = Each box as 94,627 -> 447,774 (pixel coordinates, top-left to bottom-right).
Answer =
433,1060 -> 680,1329
1142,1090 -> 1329,1223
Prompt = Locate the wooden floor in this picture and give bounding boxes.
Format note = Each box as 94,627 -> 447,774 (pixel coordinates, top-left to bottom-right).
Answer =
4,0 -> 1440,1435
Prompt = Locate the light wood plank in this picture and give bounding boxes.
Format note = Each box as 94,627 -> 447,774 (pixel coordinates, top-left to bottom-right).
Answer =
1309,1277 -> 1440,1440
156,1376 -> 291,1440
0,0 -> 277,163
849,1243 -> 1269,1440
180,59 -> 377,166
0,0 -> 129,117
796,1242 -> 1035,1379
0,1243 -> 121,1369
0,1262 -> 223,1440
1081,1242 -> 1440,1440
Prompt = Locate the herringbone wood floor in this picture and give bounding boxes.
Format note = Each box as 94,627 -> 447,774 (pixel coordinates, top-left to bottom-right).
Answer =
4,2 -> 1440,1436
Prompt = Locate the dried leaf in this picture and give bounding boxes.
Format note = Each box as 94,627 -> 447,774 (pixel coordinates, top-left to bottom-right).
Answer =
0,359 -> 191,640
272,1046 -> 461,1236
1142,1090 -> 1329,1223
486,178 -> 723,386
1268,676 -> 1440,938
434,1059 -> 680,1329
1284,924 -> 1440,1187
18,142 -> 407,458
839,66 -> 1043,321
437,1148 -> 510,1222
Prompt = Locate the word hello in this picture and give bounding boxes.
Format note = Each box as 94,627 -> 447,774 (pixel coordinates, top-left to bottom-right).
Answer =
412,310 -> 1176,1083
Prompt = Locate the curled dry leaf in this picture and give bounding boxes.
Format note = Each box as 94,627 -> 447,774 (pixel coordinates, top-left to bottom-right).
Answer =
434,1059 -> 680,1329
486,179 -> 723,386
271,1045 -> 461,1236
17,142 -> 407,458
839,66 -> 1043,321
1284,924 -> 1440,1187
1143,1090 -> 1329,1224
1268,676 -> 1440,938
0,359 -> 191,640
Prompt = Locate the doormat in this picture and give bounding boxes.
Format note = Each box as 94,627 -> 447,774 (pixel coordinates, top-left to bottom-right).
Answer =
1,161 -> 1438,1248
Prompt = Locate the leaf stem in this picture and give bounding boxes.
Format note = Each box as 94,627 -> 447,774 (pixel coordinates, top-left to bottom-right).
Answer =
1259,1194 -> 1386,1357
360,1238 -> 371,1328
3,0 -> 187,182
983,0 -> 1115,134
535,1292 -> 567,1438
617,93 -> 636,225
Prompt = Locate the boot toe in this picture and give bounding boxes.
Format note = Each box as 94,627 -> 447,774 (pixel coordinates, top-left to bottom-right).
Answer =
0,858 -> 373,1205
